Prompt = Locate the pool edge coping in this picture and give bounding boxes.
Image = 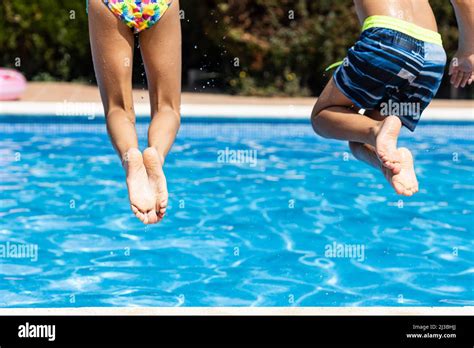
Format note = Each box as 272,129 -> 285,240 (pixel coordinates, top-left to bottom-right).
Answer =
0,307 -> 472,316
0,101 -> 473,120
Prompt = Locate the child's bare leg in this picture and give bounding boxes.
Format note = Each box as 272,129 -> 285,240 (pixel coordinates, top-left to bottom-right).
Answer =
88,0 -> 158,224
311,78 -> 418,195
349,142 -> 419,196
139,0 -> 182,220
89,0 -> 137,158
311,78 -> 402,172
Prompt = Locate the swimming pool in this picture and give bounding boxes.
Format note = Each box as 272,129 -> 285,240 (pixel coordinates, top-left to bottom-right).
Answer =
0,116 -> 473,307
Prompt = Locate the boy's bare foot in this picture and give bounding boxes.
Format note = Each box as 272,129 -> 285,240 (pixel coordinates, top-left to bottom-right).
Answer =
382,147 -> 419,196
124,148 -> 159,224
143,147 -> 169,221
375,115 -> 402,174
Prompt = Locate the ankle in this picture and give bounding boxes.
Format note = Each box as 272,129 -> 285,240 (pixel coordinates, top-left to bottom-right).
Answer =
121,147 -> 139,169
145,146 -> 166,166
156,151 -> 165,167
370,121 -> 383,145
158,153 -> 165,166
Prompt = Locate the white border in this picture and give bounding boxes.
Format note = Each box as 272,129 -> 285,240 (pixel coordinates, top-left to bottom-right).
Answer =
0,307 -> 472,316
0,102 -> 473,120
0,101 -> 472,316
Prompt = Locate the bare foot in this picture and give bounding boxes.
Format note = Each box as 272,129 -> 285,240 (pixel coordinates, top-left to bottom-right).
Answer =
375,115 -> 402,174
382,147 -> 419,196
143,147 -> 169,222
123,148 -> 159,224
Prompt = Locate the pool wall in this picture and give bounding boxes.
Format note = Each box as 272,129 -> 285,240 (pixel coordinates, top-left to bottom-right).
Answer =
0,101 -> 473,121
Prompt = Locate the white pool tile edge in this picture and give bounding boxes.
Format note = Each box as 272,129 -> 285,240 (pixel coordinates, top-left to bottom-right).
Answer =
0,307 -> 472,316
0,102 -> 473,120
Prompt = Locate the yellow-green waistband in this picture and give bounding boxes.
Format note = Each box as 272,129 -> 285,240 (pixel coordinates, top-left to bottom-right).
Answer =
362,15 -> 442,46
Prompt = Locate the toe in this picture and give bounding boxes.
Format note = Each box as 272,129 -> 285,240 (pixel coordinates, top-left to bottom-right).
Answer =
379,149 -> 401,166
158,198 -> 168,210
382,158 -> 393,168
135,211 -> 146,223
403,184 -> 417,196
392,181 -> 406,195
147,210 -> 159,224
391,163 -> 402,174
158,205 -> 166,215
157,205 -> 167,220
132,205 -> 148,223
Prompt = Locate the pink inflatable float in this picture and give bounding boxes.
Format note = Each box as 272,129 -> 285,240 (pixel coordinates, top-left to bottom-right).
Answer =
0,68 -> 27,101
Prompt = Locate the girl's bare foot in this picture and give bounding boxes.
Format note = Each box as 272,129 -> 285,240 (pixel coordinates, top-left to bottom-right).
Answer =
143,147 -> 169,222
375,115 -> 402,174
123,148 -> 159,224
382,147 -> 419,196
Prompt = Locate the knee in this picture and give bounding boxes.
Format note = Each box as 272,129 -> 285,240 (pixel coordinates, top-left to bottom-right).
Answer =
348,141 -> 364,157
105,105 -> 135,123
152,106 -> 181,126
159,105 -> 180,118
310,105 -> 327,138
169,108 -> 181,128
348,141 -> 359,153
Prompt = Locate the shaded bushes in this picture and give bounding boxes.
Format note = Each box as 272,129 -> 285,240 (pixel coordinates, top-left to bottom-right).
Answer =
0,0 -> 470,97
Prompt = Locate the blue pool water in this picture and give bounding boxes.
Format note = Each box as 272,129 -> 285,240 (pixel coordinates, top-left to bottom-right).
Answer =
0,116 -> 473,307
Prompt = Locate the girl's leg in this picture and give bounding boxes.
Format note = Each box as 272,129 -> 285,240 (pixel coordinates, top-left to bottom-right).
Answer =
140,0 -> 182,161
139,0 -> 182,220
88,0 -> 158,224
89,0 -> 137,157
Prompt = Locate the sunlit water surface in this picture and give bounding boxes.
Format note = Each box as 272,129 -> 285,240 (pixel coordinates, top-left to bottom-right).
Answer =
0,117 -> 473,307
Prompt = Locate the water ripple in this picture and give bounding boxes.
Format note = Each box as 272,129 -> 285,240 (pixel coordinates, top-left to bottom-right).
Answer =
0,122 -> 472,307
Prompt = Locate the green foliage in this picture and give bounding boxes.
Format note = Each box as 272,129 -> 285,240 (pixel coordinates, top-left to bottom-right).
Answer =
0,0 -> 467,96
199,0 -> 360,96
0,0 -> 92,81
199,0 -> 464,96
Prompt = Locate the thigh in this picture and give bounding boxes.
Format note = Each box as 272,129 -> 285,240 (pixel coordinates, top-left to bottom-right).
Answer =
312,77 -> 360,117
139,0 -> 182,114
88,0 -> 135,114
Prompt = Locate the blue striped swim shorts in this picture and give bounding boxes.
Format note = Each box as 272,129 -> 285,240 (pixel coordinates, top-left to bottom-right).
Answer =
333,16 -> 447,131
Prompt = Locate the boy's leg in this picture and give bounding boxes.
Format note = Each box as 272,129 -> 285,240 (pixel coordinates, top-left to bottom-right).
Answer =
311,78 -> 418,196
311,77 -> 402,172
89,0 -> 158,224
139,0 -> 182,220
349,141 -> 419,196
349,110 -> 418,195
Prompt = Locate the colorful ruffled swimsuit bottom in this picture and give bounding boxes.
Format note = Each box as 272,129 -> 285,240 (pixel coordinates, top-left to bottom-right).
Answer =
88,0 -> 172,33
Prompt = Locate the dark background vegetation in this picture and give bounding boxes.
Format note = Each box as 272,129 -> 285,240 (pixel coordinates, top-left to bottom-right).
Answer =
0,0 -> 472,98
